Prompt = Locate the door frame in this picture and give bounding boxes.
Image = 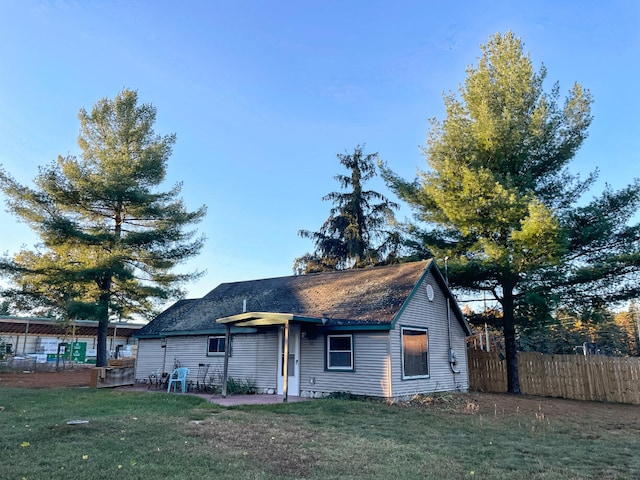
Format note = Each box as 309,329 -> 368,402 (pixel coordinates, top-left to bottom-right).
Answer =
277,323 -> 300,397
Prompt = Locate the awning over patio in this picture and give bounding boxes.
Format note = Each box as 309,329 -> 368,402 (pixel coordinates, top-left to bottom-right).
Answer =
216,311 -> 325,327
215,312 -> 322,402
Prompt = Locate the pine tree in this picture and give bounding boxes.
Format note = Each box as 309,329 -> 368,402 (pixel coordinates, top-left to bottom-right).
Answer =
295,145 -> 400,273
0,89 -> 206,366
383,32 -> 640,393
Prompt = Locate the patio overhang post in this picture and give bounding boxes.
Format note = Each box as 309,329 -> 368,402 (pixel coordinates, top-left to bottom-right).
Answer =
22,319 -> 30,355
112,323 -> 118,352
222,323 -> 231,397
283,318 -> 289,403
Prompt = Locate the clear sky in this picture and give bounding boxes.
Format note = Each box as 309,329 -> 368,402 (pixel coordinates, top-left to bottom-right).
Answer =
0,0 -> 638,301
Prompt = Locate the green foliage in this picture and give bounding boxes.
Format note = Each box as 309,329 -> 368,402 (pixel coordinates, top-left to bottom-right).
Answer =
517,306 -> 638,356
295,144 -> 401,273
614,303 -> 640,355
382,31 -> 640,393
0,89 -> 206,365
224,376 -> 257,395
324,391 -> 368,400
0,299 -> 10,315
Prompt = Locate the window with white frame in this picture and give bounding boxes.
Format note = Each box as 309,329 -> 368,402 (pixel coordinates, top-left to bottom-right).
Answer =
326,334 -> 354,370
207,335 -> 226,356
401,327 -> 429,378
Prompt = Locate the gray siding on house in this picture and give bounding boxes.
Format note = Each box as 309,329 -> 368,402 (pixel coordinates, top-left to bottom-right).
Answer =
134,261 -> 470,397
299,331 -> 391,397
225,329 -> 279,391
135,336 -> 211,383
390,271 -> 469,397
135,338 -> 167,380
135,332 -> 279,391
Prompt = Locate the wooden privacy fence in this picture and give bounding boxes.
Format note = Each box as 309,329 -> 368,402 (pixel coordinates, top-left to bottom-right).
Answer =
468,350 -> 640,404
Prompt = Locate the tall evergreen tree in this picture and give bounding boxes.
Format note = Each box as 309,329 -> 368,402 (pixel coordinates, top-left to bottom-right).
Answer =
295,145 -> 400,273
382,32 -> 640,393
0,89 -> 206,366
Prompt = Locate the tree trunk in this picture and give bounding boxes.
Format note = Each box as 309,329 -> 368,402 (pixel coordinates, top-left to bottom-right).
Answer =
96,315 -> 109,367
95,279 -> 111,367
502,286 -> 521,394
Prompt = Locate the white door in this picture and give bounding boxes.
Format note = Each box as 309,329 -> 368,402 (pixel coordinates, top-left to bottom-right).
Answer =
277,324 -> 300,396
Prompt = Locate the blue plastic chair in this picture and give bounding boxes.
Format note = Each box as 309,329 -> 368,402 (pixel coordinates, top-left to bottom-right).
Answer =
167,367 -> 190,393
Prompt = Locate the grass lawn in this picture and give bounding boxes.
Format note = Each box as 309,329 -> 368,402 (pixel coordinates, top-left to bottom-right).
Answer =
1,387 -> 639,479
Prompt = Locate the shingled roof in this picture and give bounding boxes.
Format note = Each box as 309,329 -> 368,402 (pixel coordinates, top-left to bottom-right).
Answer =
136,260 -> 459,337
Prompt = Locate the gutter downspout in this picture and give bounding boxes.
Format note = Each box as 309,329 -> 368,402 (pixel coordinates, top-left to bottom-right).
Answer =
222,324 -> 231,397
447,297 -> 460,374
445,257 -> 461,375
161,337 -> 168,374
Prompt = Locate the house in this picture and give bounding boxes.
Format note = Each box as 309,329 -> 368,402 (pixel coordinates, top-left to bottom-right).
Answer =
134,260 -> 471,399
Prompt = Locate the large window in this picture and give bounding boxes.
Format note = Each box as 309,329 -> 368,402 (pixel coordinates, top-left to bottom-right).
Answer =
401,327 -> 429,378
326,334 -> 354,371
207,335 -> 226,356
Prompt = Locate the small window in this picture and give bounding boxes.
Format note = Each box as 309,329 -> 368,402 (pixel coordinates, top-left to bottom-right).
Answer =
401,327 -> 429,379
207,335 -> 226,356
326,334 -> 354,371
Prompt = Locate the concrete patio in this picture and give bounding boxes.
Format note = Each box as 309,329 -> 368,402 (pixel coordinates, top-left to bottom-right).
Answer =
118,382 -> 311,406
209,394 -> 311,406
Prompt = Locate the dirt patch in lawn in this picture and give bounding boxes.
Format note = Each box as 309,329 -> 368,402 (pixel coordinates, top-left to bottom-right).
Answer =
191,410 -> 321,478
0,367 -> 93,388
464,391 -> 640,438
386,390 -> 640,435
189,392 -> 640,478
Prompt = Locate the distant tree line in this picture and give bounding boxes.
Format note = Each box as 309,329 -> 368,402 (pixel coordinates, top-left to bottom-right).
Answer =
469,303 -> 640,357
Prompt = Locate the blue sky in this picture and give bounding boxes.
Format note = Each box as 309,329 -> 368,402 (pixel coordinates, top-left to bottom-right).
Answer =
0,0 -> 638,300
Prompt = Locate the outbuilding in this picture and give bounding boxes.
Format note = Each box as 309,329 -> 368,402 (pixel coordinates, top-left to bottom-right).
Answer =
0,316 -> 141,364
